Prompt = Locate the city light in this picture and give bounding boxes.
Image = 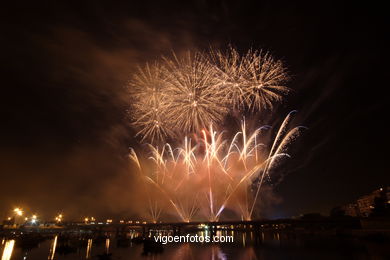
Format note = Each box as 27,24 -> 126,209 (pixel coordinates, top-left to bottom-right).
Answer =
84,217 -> 96,224
13,208 -> 23,216
55,213 -> 63,222
31,215 -> 37,224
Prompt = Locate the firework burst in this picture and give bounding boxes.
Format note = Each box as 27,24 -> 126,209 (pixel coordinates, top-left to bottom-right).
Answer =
162,52 -> 229,134
129,63 -> 173,143
211,47 -> 289,111
128,48 -> 289,143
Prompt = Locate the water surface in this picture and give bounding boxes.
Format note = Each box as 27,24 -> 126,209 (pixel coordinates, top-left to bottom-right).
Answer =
1,231 -> 389,260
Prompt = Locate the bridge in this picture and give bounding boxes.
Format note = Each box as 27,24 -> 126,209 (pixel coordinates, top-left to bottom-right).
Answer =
60,218 -> 361,236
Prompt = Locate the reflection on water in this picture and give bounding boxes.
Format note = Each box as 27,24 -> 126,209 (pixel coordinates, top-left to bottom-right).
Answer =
105,238 -> 110,254
85,239 -> 92,259
1,231 -> 389,260
48,235 -> 57,260
1,240 -> 14,260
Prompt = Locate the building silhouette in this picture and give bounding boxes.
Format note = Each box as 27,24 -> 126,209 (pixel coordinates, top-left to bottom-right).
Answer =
342,187 -> 390,217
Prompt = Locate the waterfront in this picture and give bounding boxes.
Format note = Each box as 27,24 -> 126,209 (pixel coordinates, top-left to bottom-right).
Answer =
2,230 -> 390,260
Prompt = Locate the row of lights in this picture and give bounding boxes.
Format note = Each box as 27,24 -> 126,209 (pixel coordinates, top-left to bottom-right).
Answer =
7,208 -> 63,224
9,208 -> 152,224
84,218 -> 148,225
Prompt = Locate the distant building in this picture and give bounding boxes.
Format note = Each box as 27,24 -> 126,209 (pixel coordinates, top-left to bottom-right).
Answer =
343,203 -> 359,217
2,217 -> 15,226
343,187 -> 389,217
356,187 -> 388,217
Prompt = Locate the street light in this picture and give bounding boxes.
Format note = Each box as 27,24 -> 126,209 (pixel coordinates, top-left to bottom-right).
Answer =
13,208 -> 23,216
31,215 -> 37,224
55,213 -> 63,223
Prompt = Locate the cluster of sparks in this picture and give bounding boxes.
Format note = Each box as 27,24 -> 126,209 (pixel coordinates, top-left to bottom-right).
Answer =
130,112 -> 305,222
128,47 -> 302,222
129,47 -> 289,143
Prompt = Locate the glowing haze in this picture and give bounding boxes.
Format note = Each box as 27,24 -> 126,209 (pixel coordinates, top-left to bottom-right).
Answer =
128,47 -> 303,222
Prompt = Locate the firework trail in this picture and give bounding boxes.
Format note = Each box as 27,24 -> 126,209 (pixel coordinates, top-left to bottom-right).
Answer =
130,112 -> 304,222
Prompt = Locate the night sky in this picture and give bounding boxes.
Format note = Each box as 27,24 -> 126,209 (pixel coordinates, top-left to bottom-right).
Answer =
1,1 -> 388,220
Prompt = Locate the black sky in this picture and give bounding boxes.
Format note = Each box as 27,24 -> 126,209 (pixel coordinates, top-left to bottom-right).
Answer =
1,1 -> 388,220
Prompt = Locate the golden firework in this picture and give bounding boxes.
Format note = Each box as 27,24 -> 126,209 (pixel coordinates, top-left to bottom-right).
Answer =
128,47 -> 289,143
211,47 -> 289,111
162,51 -> 229,134
129,63 -> 173,143
130,112 -> 304,222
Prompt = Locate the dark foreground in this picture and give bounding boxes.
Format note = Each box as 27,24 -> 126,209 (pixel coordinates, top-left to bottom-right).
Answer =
1,229 -> 390,260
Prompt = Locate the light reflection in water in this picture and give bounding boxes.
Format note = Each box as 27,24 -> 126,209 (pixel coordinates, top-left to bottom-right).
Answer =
105,238 -> 110,254
48,235 -> 57,260
170,244 -> 192,260
242,233 -> 246,247
237,247 -> 258,260
1,240 -> 15,260
86,239 -> 93,259
272,232 -> 281,246
0,231 -> 386,260
212,246 -> 227,260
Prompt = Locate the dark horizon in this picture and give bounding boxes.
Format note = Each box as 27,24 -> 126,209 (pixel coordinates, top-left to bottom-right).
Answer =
1,1 -> 388,221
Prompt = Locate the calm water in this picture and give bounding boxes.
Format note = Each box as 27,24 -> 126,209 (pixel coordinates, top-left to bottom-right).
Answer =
1,231 -> 389,260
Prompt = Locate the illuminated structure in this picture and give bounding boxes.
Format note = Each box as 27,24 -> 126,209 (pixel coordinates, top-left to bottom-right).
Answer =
343,187 -> 390,217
